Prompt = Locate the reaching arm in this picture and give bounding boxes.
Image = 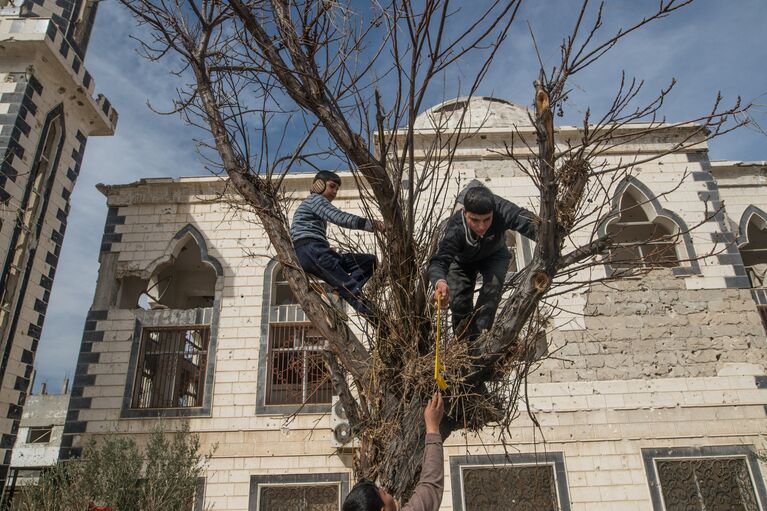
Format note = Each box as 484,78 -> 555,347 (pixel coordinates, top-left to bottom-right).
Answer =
496,195 -> 538,240
400,434 -> 444,511
307,194 -> 373,231
402,393 -> 445,511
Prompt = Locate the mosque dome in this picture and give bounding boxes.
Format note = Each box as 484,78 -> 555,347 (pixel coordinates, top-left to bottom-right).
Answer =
413,96 -> 532,130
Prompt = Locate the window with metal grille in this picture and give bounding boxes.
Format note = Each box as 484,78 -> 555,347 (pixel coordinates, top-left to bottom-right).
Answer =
451,453 -> 570,511
267,324 -> 332,405
461,465 -> 559,511
131,327 -> 210,409
266,267 -> 332,405
655,457 -> 760,511
26,426 -> 52,444
606,188 -> 680,269
257,484 -> 339,511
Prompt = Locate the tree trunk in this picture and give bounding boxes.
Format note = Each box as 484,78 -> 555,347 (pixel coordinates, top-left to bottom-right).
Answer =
374,394 -> 457,499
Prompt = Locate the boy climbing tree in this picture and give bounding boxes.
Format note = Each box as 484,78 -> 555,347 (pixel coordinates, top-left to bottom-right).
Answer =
429,184 -> 538,340
291,171 -> 385,316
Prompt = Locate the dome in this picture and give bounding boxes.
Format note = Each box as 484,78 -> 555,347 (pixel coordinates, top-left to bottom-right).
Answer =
413,96 -> 531,130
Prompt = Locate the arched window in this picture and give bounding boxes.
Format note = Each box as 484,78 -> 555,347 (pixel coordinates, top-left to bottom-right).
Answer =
12,113 -> 62,257
0,109 -> 63,344
266,266 -> 332,406
118,235 -> 217,310
739,209 -> 767,288
126,228 -> 221,412
146,236 -> 217,309
71,0 -> 98,51
606,185 -> 681,269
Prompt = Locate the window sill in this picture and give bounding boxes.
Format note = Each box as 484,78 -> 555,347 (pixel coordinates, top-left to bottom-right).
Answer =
255,403 -> 331,416
120,406 -> 211,419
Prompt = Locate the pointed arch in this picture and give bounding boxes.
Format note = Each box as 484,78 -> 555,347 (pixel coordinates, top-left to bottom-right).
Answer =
600,177 -> 700,276
144,223 -> 223,278
737,206 -> 767,288
738,205 -> 767,246
120,224 -> 223,418
132,224 -> 223,310
0,104 -> 66,389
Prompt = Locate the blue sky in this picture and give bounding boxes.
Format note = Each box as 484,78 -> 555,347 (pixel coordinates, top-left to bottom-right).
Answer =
32,0 -> 767,391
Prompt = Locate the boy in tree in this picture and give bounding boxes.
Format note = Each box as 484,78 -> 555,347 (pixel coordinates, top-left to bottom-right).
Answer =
429,184 -> 538,340
291,171 -> 385,316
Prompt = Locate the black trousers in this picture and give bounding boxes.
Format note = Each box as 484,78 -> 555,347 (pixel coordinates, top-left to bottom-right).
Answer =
447,248 -> 511,339
295,240 -> 376,315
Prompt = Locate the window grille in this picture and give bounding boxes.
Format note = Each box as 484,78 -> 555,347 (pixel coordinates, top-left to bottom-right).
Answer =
257,484 -> 339,511
267,323 -> 332,405
26,426 -> 52,444
131,327 -> 210,409
656,457 -> 760,511
462,465 -> 559,511
265,267 -> 332,406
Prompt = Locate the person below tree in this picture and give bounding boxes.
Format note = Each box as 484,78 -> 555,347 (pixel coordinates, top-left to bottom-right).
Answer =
429,183 -> 538,340
291,170 -> 385,316
342,392 -> 444,511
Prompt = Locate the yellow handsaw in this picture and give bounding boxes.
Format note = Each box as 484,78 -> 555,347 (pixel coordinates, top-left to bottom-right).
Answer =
434,295 -> 448,391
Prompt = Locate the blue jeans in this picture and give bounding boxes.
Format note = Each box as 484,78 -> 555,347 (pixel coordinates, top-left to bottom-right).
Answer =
295,239 -> 376,315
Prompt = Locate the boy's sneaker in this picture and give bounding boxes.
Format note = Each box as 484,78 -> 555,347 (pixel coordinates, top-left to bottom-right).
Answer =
327,291 -> 349,321
310,283 -> 349,322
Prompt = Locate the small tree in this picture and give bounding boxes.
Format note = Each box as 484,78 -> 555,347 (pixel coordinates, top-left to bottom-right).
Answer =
17,424 -> 208,511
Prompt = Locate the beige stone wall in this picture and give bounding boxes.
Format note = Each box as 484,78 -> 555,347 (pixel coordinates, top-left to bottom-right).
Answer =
68,122 -> 767,509
712,161 -> 767,233
531,269 -> 767,383
445,374 -> 767,510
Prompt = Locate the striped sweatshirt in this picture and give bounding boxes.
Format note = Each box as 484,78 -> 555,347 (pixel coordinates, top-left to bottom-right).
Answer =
290,193 -> 373,243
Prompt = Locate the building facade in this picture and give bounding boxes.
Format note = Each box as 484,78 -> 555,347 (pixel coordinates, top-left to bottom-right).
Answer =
0,377 -> 69,506
66,98 -> 767,510
0,0 -> 116,489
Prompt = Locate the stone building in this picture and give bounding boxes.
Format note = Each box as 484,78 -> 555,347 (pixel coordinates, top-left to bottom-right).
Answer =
0,0 -> 116,489
0,377 -> 69,506
65,97 -> 767,510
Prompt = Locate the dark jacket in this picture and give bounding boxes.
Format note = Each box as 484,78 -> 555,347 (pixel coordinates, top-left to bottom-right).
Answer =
428,195 -> 537,285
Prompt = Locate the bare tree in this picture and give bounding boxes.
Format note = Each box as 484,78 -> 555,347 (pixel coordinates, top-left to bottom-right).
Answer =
116,0 -> 748,498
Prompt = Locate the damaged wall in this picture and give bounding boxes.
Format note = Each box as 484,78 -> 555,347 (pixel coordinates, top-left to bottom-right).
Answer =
532,269 -> 767,383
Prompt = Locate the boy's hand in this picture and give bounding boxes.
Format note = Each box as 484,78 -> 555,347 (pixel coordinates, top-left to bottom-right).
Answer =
434,280 -> 449,306
424,392 -> 444,434
374,220 -> 386,232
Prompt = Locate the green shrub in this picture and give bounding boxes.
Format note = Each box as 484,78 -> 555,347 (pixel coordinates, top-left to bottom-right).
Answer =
17,423 -> 210,511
